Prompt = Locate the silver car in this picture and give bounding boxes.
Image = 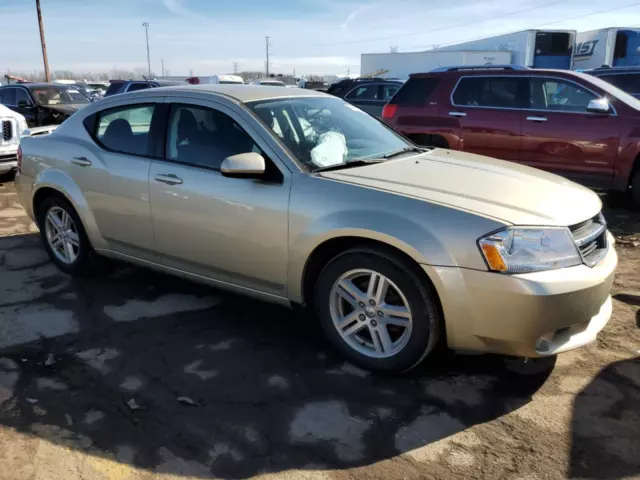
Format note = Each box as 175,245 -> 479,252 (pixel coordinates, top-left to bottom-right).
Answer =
15,85 -> 617,373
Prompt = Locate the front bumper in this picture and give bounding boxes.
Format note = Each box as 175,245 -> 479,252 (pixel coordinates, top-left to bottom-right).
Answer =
424,233 -> 617,357
0,153 -> 17,173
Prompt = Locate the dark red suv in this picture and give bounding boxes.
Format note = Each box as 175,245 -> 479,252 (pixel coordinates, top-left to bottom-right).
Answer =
382,66 -> 640,206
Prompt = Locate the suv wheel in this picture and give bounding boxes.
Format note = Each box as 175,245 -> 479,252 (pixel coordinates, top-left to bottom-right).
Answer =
37,196 -> 97,275
315,248 -> 441,373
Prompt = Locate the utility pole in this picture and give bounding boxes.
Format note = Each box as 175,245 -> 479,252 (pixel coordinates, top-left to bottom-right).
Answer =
161,59 -> 165,77
233,62 -> 239,74
142,22 -> 151,77
35,0 -> 51,82
265,36 -> 270,77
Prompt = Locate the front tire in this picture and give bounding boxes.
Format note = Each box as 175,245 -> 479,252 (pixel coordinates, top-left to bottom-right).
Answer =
315,248 -> 441,373
37,195 -> 96,275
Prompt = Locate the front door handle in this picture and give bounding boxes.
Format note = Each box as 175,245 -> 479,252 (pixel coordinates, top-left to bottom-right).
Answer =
71,156 -> 92,166
154,173 -> 183,185
449,111 -> 467,117
526,116 -> 547,122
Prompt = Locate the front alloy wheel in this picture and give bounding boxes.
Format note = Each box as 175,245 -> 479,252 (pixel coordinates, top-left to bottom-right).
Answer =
316,248 -> 441,373
330,269 -> 413,358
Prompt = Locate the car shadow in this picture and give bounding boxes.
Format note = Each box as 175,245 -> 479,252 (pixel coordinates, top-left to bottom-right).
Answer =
0,233 -> 558,478
569,357 -> 640,479
601,193 -> 640,237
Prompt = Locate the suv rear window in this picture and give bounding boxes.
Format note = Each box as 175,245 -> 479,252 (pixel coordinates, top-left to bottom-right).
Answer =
596,73 -> 640,93
327,81 -> 353,98
127,83 -> 154,92
453,77 -> 522,108
105,83 -> 123,96
391,78 -> 440,106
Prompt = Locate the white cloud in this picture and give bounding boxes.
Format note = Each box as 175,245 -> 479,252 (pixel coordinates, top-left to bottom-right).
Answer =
162,0 -> 197,17
340,4 -> 378,30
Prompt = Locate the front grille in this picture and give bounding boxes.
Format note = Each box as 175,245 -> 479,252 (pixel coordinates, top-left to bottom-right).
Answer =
2,120 -> 13,142
0,153 -> 17,163
569,213 -> 608,267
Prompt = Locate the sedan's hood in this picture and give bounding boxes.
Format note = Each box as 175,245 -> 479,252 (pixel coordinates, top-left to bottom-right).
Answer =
319,149 -> 601,226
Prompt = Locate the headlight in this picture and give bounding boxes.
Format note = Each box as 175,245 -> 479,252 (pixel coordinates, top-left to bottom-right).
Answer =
478,227 -> 581,273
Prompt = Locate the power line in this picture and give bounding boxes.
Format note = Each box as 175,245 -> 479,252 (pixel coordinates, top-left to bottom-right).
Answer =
305,0 -> 571,48
405,1 -> 640,51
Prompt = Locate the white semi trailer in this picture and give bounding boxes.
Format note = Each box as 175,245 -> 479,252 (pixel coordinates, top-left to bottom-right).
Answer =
360,50 -> 511,80
573,28 -> 640,69
433,29 -> 576,69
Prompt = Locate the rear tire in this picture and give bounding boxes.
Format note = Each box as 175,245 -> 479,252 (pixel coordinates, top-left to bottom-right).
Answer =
314,248 -> 441,374
37,195 -> 97,275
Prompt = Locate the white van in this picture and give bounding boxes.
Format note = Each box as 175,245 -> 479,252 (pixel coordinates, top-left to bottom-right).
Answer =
209,75 -> 244,85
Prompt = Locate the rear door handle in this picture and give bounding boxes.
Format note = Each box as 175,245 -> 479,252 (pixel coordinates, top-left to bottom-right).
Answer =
526,116 -> 547,122
449,111 -> 467,117
154,173 -> 183,185
71,156 -> 92,166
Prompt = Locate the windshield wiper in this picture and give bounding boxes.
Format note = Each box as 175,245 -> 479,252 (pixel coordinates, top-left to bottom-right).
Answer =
313,159 -> 384,173
381,146 -> 430,159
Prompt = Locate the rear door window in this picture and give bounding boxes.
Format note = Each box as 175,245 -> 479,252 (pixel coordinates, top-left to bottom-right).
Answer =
453,77 -> 523,108
1,88 -> 16,106
381,84 -> 400,101
95,104 -> 156,156
391,78 -> 440,106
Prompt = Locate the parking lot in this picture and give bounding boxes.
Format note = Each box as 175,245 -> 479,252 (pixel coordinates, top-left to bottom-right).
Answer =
0,176 -> 637,480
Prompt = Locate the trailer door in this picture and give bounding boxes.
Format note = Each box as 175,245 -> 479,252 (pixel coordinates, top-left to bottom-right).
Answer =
533,32 -> 573,69
612,30 -> 640,67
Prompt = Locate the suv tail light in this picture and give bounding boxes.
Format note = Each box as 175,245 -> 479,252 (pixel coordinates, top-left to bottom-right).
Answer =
382,104 -> 398,120
17,145 -> 22,173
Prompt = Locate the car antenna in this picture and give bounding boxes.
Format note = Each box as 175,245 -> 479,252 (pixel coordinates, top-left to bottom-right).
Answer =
142,75 -> 152,85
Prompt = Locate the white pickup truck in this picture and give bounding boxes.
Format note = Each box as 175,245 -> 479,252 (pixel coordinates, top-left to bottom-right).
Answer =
0,104 -> 56,175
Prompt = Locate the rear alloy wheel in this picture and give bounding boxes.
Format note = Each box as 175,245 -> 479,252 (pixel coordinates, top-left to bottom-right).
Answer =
315,249 -> 441,373
37,196 -> 97,275
44,206 -> 80,265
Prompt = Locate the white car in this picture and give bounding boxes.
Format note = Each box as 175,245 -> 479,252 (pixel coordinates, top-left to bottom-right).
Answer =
0,104 -> 26,174
0,104 -> 57,174
249,79 -> 287,87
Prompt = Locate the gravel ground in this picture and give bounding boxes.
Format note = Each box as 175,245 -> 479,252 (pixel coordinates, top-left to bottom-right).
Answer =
0,176 -> 638,480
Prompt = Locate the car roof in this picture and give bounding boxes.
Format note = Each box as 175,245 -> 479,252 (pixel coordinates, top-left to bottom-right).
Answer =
147,84 -> 327,102
1,83 -> 66,88
411,68 -> 583,78
588,66 -> 640,74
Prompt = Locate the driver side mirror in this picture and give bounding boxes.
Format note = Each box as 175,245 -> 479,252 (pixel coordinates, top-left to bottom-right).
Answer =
17,100 -> 33,109
221,152 -> 266,178
587,98 -> 611,114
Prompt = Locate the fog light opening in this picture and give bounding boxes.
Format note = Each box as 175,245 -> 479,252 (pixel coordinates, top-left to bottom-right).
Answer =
536,331 -> 556,353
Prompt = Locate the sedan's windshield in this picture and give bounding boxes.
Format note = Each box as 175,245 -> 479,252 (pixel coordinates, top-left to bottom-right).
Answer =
248,97 -> 410,171
28,86 -> 91,105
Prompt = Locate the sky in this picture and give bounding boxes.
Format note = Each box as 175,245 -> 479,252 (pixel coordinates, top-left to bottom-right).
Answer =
1,0 -> 640,77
